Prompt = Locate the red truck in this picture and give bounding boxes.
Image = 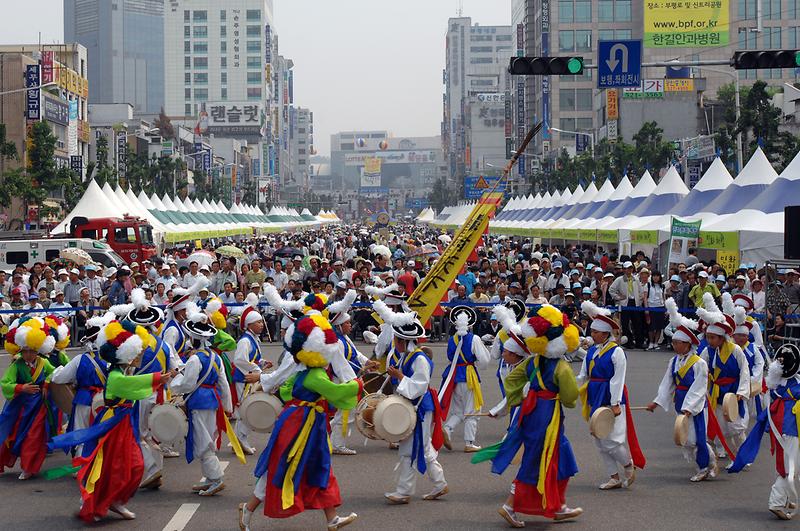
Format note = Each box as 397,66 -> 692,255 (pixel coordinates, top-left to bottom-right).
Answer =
67,216 -> 156,264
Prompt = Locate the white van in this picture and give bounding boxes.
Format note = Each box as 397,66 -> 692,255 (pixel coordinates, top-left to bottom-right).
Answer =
0,238 -> 127,272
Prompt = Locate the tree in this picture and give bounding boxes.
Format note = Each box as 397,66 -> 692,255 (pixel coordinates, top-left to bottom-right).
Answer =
632,121 -> 674,173
241,179 -> 258,205
93,134 -> 117,187
428,176 -> 456,212
153,107 -> 175,141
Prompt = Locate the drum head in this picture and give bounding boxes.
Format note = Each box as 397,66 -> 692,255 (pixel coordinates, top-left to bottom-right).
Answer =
674,414 -> 690,446
240,392 -> 282,433
750,380 -> 762,398
722,393 -> 740,423
374,395 -> 416,443
355,393 -> 385,440
148,404 -> 188,444
49,383 -> 75,415
363,373 -> 392,395
589,407 -> 614,439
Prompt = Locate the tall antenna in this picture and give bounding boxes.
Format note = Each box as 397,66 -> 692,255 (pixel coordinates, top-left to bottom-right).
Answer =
456,0 -> 463,16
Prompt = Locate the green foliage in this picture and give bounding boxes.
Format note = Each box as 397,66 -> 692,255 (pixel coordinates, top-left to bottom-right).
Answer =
0,124 -> 18,161
428,175 -> 457,212
92,134 -> 117,187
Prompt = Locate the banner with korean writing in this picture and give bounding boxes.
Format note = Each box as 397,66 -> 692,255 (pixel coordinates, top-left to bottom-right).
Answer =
716,250 -> 740,276
26,65 -> 40,121
644,0 -> 729,48
606,89 -> 619,120
361,157 -> 382,190
668,217 -> 702,264
406,192 -> 503,325
207,101 -> 262,136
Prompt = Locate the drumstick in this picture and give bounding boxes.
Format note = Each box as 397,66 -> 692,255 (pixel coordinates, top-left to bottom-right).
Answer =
628,406 -> 651,411
361,371 -> 388,386
465,412 -> 492,417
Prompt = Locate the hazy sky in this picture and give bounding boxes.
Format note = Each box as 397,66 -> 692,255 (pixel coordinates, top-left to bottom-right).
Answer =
0,0 -> 511,155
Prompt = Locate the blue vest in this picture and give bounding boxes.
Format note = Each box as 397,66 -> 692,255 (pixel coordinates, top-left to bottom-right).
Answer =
443,333 -> 479,383
73,352 -> 109,406
162,319 -> 187,359
338,334 -> 363,374
773,378 -> 800,437
185,349 -> 222,411
671,354 -> 711,469
401,349 -> 434,413
742,342 -> 758,373
708,342 -> 745,395
233,332 -> 261,383
584,342 -> 626,414
136,337 -> 173,376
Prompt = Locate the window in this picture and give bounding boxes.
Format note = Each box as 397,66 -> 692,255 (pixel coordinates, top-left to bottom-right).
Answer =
739,0 -> 757,18
220,41 -> 227,53
194,73 -> 208,84
470,57 -> 493,64
247,87 -> 262,100
559,118 -> 576,140
246,9 -> 261,21
185,103 -> 192,115
45,249 -> 61,262
790,0 -> 800,18
496,34 -> 512,41
577,118 -> 593,131
247,56 -> 261,68
193,26 -> 207,38
185,88 -> 191,99
184,26 -> 190,38
470,46 -> 493,53
221,72 -> 227,84
220,57 -> 227,68
559,30 -> 575,52
194,57 -> 208,69
576,30 -> 592,52
599,0 -> 630,22
789,26 -> 800,48
221,88 -> 227,100
184,56 -> 191,68
246,25 -> 261,37
298,149 -> 306,155
559,88 -> 576,111
184,72 -> 191,83
184,41 -> 190,53
471,79 -> 494,87
184,10 -> 190,22
559,0 -> 591,23
194,42 -> 208,53
193,10 -> 207,22
247,41 -> 260,53
114,227 -> 137,244
764,0 -> 782,19
763,27 -> 783,78
195,89 -> 208,101
576,89 -> 592,111
220,10 -> 226,21
6,251 -> 28,265
220,26 -> 227,37
247,72 -> 261,84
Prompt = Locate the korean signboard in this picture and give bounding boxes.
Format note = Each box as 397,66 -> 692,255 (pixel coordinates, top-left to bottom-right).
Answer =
42,95 -> 68,126
117,131 -> 127,177
41,51 -> 53,84
644,0 -> 729,48
464,175 -> 508,199
606,89 -> 618,120
25,65 -> 40,121
207,102 -> 262,136
623,79 -> 665,99
344,150 -> 438,167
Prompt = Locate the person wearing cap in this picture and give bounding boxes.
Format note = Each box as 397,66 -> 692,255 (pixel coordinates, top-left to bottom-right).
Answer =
22,292 -> 44,316
170,302 -> 235,497
486,302 -> 528,426
82,265 -> 103,300
397,261 -> 420,295
10,272 -> 29,301
647,298 -> 717,481
36,266 -> 57,297
714,274 -> 727,295
545,262 -> 570,292
730,275 -> 750,297
578,301 -> 644,490
696,293 -> 750,458
51,313 -> 111,458
161,278 -> 209,362
438,307 -> 491,454
609,261 -> 645,350
231,293 -> 268,456
108,268 -> 130,305
48,289 -> 72,317
158,264 -> 178,290
688,270 -> 720,311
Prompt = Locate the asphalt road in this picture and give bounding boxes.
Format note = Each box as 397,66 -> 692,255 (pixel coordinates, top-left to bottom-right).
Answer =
0,343 -> 788,530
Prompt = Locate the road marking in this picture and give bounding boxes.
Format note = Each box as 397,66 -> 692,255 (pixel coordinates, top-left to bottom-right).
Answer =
162,503 -> 200,531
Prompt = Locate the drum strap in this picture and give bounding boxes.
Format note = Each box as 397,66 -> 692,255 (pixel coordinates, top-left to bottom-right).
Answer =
185,354 -> 216,401
84,353 -> 107,386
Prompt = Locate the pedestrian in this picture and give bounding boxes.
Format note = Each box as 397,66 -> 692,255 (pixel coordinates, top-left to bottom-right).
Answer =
644,270 -> 666,350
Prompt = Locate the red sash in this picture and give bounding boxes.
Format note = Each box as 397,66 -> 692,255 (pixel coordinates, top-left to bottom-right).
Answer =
705,394 -> 736,461
623,386 -> 646,469
429,387 -> 445,451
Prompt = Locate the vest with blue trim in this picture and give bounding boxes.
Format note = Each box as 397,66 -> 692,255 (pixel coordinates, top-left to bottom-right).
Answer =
161,319 -> 187,359
443,333 -> 479,383
185,349 -> 222,411
73,352 -> 109,406
233,332 -> 261,383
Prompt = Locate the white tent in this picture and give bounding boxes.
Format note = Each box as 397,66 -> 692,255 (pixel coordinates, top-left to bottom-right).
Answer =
52,180 -> 126,234
588,172 -> 656,229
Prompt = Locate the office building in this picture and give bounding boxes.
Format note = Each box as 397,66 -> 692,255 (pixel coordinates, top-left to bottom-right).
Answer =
64,0 -> 165,115
442,17 -> 513,189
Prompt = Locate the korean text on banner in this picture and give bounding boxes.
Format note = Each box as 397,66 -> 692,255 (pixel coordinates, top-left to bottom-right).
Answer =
668,217 -> 702,265
606,89 -> 619,120
644,0 -> 729,48
716,250 -> 740,276
407,192 -> 503,324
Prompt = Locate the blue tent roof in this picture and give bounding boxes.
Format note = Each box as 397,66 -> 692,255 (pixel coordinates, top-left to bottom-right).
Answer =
627,167 -> 688,217
702,148 -> 777,214
745,177 -> 800,213
600,172 -> 657,219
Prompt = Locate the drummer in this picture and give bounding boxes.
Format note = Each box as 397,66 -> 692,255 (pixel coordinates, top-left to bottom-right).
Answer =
577,301 -> 644,490
647,298 -> 717,482
50,314 -> 111,457
486,304 -> 528,425
384,314 -> 448,505
126,288 -> 182,487
439,305 -> 490,453
232,293 -> 269,455
170,302 -> 235,497
697,292 -> 751,457
328,289 -> 379,455
162,276 -> 210,361
733,306 -> 765,417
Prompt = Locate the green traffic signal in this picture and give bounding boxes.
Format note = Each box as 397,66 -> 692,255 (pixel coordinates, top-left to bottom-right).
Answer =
796,51 -> 800,67
567,57 -> 583,74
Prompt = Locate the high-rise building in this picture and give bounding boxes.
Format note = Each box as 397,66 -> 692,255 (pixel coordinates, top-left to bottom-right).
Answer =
64,0 -> 164,115
442,18 -> 513,191
288,107 -> 312,194
163,0 -> 273,124
520,1 -> 800,177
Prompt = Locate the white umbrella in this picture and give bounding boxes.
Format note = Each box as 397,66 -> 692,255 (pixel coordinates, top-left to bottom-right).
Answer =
438,234 -> 452,244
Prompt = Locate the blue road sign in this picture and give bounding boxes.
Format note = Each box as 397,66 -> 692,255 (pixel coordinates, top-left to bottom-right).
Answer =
597,40 -> 642,89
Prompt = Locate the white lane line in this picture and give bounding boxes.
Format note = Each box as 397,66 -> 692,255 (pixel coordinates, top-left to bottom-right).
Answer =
199,460 -> 229,482
162,503 -> 200,531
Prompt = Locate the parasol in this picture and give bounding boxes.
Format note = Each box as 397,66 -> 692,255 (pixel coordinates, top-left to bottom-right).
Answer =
59,248 -> 95,266
372,245 -> 391,260
438,234 -> 452,244
187,250 -> 217,268
216,245 -> 246,259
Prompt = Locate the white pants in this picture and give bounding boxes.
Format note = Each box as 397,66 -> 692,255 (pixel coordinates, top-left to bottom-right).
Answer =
136,395 -> 163,480
190,409 -> 224,482
770,435 -> 800,510
234,382 -> 254,450
71,403 -> 92,456
443,383 -> 478,445
680,410 -> 717,472
715,401 -> 749,452
254,475 -> 267,501
330,408 -> 355,449
593,405 -> 631,476
392,415 -> 447,497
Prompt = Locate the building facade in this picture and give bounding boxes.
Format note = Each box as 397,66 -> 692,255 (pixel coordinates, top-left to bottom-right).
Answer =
442,18 -> 512,191
64,0 -> 165,115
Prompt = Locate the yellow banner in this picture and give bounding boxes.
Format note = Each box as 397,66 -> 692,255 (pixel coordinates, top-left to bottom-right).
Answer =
364,157 -> 382,175
716,250 -> 740,275
699,230 -> 738,251
665,79 -> 694,92
407,193 -> 501,324
644,0 -> 729,48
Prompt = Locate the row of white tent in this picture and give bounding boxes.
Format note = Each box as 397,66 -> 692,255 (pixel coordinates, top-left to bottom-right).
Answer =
415,207 -> 436,223
54,180 -> 340,243
428,147 -> 796,263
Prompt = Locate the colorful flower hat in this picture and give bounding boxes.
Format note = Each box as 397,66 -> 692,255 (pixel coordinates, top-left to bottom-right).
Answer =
44,314 -> 71,350
96,319 -> 153,365
199,296 -> 229,330
519,304 -> 580,359
303,292 -> 330,317
287,313 -> 339,368
5,316 -> 56,356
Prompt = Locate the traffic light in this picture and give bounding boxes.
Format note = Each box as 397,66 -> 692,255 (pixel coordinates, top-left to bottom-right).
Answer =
508,56 -> 584,76
732,49 -> 800,70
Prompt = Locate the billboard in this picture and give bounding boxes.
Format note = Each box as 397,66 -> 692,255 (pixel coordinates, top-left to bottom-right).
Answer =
360,157 -> 382,190
25,65 -> 40,121
464,175 -> 508,199
257,178 -> 271,203
344,150 -> 438,167
207,102 -> 262,136
644,0 -> 729,48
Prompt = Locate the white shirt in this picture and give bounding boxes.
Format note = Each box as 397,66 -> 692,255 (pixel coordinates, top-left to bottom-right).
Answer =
233,331 -> 262,378
259,353 -> 302,393
182,272 -> 204,289
653,352 -> 708,415
576,342 -> 626,407
700,341 -> 751,398
170,352 -> 232,412
395,349 -> 433,402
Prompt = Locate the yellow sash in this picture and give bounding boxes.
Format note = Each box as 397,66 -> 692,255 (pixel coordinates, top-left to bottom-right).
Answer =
282,399 -> 326,510
578,342 -> 618,421
532,356 -> 561,509
710,341 -> 737,411
209,355 -> 246,465
677,354 -> 700,380
458,339 -> 484,412
85,407 -> 116,494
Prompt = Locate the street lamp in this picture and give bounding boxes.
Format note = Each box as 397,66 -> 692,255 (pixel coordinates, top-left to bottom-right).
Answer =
697,66 -> 744,172
548,127 -> 595,156
0,81 -> 58,96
